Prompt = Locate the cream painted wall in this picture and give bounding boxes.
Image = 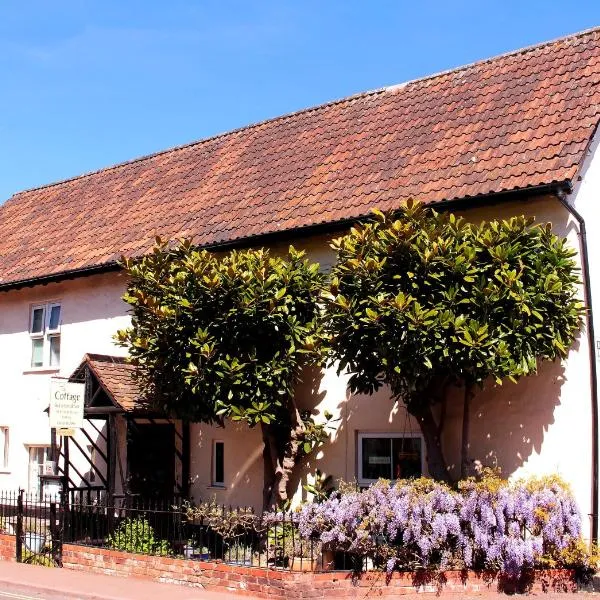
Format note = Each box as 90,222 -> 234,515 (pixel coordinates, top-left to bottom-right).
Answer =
0,271 -> 130,492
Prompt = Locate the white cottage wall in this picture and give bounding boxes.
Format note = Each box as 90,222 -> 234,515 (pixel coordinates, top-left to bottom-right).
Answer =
0,271 -> 130,491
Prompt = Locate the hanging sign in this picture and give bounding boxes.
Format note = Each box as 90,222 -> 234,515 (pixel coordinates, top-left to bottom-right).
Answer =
49,379 -> 85,431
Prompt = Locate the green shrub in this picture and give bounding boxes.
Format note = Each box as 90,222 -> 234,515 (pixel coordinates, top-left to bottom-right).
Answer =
22,550 -> 55,567
107,517 -> 170,556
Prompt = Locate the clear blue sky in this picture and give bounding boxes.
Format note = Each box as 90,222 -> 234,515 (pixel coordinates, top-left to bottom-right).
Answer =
1,1 -> 599,202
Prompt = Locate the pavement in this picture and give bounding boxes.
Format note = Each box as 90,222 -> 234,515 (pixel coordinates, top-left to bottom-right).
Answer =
0,562 -> 257,600
0,562 -> 599,600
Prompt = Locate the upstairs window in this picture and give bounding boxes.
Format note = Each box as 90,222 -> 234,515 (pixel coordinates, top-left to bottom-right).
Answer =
30,303 -> 61,368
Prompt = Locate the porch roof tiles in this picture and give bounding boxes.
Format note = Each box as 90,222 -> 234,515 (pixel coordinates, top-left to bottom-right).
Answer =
85,354 -> 142,412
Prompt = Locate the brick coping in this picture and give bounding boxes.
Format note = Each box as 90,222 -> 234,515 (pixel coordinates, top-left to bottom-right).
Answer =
0,533 -> 579,597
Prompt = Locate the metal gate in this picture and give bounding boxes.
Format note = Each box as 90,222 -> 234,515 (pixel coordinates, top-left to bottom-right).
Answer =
14,489 -> 64,566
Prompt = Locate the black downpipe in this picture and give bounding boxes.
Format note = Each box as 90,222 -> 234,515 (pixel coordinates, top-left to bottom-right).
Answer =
556,192 -> 599,543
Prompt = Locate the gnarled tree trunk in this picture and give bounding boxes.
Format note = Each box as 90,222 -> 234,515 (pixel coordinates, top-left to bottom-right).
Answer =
409,402 -> 451,483
260,399 -> 306,511
460,381 -> 476,479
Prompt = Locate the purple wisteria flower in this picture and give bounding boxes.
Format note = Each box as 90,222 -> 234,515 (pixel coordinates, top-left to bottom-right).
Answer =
285,475 -> 583,578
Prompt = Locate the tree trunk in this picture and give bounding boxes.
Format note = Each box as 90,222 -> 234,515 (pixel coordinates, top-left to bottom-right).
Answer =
260,401 -> 306,511
408,403 -> 451,483
460,382 -> 476,479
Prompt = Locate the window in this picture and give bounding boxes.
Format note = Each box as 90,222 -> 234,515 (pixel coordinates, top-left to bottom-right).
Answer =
27,446 -> 50,495
358,433 -> 423,485
0,427 -> 9,470
212,441 -> 225,487
29,303 -> 61,368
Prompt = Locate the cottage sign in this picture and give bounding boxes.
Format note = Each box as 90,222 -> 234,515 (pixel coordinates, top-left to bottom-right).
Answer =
49,379 -> 85,433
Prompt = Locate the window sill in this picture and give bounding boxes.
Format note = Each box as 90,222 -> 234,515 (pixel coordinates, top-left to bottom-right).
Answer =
22,368 -> 60,375
207,485 -> 227,490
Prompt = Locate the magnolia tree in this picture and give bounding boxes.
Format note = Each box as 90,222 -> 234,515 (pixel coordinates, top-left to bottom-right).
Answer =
117,241 -> 326,510
324,201 -> 583,480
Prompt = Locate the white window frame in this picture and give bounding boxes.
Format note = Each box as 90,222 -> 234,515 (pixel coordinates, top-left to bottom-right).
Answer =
357,432 -> 425,486
29,301 -> 61,368
212,440 -> 225,487
26,445 -> 51,495
0,427 -> 9,471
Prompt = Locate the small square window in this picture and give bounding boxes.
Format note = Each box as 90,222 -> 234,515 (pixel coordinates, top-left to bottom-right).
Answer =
358,433 -> 423,486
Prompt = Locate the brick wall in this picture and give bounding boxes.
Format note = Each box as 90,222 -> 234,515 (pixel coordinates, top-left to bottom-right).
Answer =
0,534 -> 15,562
0,534 -> 577,598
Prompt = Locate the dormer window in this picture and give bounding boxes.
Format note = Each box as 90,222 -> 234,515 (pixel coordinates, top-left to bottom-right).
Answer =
30,303 -> 61,368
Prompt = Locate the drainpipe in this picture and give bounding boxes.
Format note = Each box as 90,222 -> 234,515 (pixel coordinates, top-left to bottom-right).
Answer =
556,190 -> 599,543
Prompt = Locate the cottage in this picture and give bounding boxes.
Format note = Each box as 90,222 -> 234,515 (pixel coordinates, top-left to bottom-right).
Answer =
0,28 -> 599,538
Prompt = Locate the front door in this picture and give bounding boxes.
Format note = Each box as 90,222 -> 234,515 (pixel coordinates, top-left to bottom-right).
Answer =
126,422 -> 175,499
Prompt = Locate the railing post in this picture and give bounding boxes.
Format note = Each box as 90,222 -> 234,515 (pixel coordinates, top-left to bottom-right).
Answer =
49,502 -> 62,566
15,489 -> 23,563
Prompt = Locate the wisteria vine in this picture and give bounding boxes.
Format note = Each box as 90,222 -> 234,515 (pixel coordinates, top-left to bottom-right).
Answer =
286,476 -> 582,577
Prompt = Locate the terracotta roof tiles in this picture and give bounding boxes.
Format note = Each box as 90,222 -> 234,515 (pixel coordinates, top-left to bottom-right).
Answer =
1,28 -> 600,287
85,354 -> 143,412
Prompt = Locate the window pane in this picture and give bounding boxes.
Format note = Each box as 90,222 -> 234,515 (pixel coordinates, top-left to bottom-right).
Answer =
31,308 -> 44,334
49,336 -> 61,367
361,437 -> 392,480
48,305 -> 61,331
31,338 -> 44,367
392,437 -> 422,480
214,442 -> 224,485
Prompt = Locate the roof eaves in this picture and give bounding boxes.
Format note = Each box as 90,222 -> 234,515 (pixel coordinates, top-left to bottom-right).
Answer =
0,180 -> 571,293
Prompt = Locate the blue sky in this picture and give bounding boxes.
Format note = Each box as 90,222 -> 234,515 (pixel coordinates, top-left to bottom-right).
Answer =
1,1 -> 599,201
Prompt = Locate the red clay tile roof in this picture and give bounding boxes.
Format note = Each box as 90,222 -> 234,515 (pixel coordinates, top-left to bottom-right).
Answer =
83,354 -> 143,412
2,28 -> 600,288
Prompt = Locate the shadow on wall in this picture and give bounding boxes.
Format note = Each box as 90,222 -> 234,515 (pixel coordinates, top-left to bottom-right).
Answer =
442,356 -> 570,480
292,365 -> 425,498
289,365 -> 328,501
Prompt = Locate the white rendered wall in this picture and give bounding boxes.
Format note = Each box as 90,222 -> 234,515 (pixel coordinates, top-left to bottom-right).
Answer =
0,271 -> 130,491
571,131 -> 600,536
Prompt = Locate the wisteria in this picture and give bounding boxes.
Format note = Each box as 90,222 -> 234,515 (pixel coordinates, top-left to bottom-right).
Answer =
291,476 -> 582,577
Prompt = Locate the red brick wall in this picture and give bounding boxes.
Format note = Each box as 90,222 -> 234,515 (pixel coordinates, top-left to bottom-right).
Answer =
0,534 -> 15,562
0,534 -> 577,598
60,544 -> 577,598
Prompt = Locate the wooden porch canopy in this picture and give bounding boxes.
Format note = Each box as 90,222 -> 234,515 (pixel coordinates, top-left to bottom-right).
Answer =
64,354 -> 190,500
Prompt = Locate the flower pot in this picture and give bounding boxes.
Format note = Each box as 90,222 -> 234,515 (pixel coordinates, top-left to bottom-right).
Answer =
290,557 -> 318,572
319,549 -> 335,571
24,532 -> 45,554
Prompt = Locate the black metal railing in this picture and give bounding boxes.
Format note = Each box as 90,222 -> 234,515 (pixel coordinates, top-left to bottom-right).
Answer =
0,490 -> 364,571
0,490 -> 62,566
